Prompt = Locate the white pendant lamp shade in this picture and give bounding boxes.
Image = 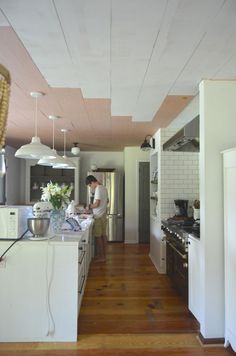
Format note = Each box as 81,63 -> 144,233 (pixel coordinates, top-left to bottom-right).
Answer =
38,148 -> 57,166
15,136 -> 56,159
15,92 -> 56,160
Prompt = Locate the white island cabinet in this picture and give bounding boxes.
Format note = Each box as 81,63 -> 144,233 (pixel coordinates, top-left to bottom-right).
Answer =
188,235 -> 201,322
222,148 -> 236,352
0,222 -> 93,342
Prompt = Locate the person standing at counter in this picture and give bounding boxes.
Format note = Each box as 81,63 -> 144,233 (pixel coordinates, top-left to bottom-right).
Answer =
85,175 -> 108,262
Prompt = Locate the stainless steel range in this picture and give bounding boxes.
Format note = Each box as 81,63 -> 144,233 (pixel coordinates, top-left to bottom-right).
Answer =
161,218 -> 200,302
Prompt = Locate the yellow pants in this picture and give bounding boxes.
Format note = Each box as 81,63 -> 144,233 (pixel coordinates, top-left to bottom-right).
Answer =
93,214 -> 107,237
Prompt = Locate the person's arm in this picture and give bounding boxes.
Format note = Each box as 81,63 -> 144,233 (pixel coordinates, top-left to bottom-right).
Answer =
89,199 -> 100,209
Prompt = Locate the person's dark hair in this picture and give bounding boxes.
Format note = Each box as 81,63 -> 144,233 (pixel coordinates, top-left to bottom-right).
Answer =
85,175 -> 98,185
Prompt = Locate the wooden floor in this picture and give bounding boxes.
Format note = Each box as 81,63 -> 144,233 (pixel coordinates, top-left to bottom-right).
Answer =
79,243 -> 198,334
0,243 -> 234,355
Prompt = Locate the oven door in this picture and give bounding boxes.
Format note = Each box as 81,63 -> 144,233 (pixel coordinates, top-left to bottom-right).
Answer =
166,239 -> 188,302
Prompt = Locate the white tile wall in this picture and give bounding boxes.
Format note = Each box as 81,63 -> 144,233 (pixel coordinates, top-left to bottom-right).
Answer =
159,129 -> 199,219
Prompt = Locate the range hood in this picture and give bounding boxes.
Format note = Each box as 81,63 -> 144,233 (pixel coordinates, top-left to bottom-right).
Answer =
163,116 -> 199,152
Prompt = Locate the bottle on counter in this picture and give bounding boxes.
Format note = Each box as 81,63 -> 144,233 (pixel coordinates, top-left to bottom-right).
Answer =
66,200 -> 76,217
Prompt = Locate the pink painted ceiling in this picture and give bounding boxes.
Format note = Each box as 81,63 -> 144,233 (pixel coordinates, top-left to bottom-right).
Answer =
0,27 -> 192,151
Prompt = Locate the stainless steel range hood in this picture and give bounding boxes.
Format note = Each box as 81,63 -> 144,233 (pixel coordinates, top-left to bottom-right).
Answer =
163,116 -> 199,152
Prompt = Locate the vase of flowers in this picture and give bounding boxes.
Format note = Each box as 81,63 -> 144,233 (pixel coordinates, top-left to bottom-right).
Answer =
40,181 -> 73,233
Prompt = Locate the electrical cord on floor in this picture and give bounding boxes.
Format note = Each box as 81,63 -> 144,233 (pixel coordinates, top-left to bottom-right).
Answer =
45,239 -> 55,337
0,229 -> 29,262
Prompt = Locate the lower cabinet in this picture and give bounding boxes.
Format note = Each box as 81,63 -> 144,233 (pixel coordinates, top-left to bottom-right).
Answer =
77,223 -> 94,315
222,148 -> 236,351
0,225 -> 93,342
188,236 -> 201,321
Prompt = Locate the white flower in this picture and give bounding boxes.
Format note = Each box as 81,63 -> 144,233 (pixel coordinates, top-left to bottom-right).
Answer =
40,181 -> 73,210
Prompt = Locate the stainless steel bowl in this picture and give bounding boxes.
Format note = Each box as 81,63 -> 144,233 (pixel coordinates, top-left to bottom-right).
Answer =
27,217 -> 50,237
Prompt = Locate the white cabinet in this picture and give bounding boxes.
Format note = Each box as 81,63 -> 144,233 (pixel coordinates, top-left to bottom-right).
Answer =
188,235 -> 201,321
0,227 -> 92,342
222,148 -> 236,351
25,157 -> 80,204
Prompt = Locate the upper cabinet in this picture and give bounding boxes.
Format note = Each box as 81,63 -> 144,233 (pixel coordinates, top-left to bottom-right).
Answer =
25,157 -> 80,205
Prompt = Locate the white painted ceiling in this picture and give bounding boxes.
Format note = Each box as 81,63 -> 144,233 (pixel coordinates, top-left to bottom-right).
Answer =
0,0 -> 236,151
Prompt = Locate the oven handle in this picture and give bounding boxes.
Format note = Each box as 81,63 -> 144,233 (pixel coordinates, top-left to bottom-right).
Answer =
166,240 -> 187,260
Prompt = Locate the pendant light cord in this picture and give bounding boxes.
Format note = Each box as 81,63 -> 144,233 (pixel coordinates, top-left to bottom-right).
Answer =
35,96 -> 38,137
52,119 -> 55,150
63,130 -> 66,156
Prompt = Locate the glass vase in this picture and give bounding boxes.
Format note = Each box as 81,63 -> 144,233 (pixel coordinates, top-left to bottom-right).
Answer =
50,209 -> 65,234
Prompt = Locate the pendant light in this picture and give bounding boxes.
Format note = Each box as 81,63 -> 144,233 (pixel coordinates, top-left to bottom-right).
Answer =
15,92 -> 56,159
0,148 -> 6,178
38,115 -> 68,167
71,142 -> 80,155
53,129 -> 76,169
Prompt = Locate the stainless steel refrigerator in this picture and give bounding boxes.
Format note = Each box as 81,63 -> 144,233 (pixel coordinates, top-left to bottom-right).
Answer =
87,171 -> 124,242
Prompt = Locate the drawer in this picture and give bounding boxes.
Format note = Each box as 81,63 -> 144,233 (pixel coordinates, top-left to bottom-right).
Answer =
80,230 -> 89,244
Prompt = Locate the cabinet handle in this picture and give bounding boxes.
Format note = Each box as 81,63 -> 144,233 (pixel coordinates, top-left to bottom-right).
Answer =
79,246 -> 83,250
79,251 -> 86,264
166,240 -> 187,260
78,275 -> 86,293
82,239 -> 86,243
183,262 -> 188,268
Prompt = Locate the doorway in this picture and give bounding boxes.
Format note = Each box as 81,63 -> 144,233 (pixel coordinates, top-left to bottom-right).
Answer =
138,161 -> 150,243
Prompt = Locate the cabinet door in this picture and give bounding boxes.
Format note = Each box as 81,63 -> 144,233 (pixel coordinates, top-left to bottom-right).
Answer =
224,157 -> 236,351
188,236 -> 201,321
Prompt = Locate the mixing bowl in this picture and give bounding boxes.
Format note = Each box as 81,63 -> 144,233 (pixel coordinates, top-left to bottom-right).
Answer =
27,217 -> 50,237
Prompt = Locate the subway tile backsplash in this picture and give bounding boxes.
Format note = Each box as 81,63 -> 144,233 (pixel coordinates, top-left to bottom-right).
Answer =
160,150 -> 199,219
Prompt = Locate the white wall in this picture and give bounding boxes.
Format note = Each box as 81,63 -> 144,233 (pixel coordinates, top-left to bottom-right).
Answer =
199,80 -> 236,339
124,147 -> 149,243
79,151 -> 124,204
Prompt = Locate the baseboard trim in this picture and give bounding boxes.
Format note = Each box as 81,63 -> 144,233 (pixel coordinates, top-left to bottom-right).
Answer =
149,253 -> 166,274
198,332 -> 224,345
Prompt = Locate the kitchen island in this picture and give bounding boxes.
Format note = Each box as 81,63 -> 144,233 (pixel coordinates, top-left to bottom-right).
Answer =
0,219 -> 93,342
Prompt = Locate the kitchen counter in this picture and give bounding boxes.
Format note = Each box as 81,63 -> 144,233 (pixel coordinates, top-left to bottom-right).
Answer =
0,219 -> 93,342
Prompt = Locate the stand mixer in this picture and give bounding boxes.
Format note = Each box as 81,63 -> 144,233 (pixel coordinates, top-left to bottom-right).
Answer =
27,202 -> 53,240
32,201 -> 53,218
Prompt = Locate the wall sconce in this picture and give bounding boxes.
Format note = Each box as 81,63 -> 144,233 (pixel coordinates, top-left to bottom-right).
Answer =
140,135 -> 155,151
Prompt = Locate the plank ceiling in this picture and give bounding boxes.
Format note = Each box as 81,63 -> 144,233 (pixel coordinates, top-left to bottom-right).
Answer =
0,0 -> 236,151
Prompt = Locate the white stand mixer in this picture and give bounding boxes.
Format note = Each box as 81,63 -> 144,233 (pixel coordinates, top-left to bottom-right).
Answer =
33,201 -> 53,218
28,202 -> 53,240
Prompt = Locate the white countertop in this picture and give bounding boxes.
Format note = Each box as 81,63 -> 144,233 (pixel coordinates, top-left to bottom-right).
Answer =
0,218 -> 94,248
